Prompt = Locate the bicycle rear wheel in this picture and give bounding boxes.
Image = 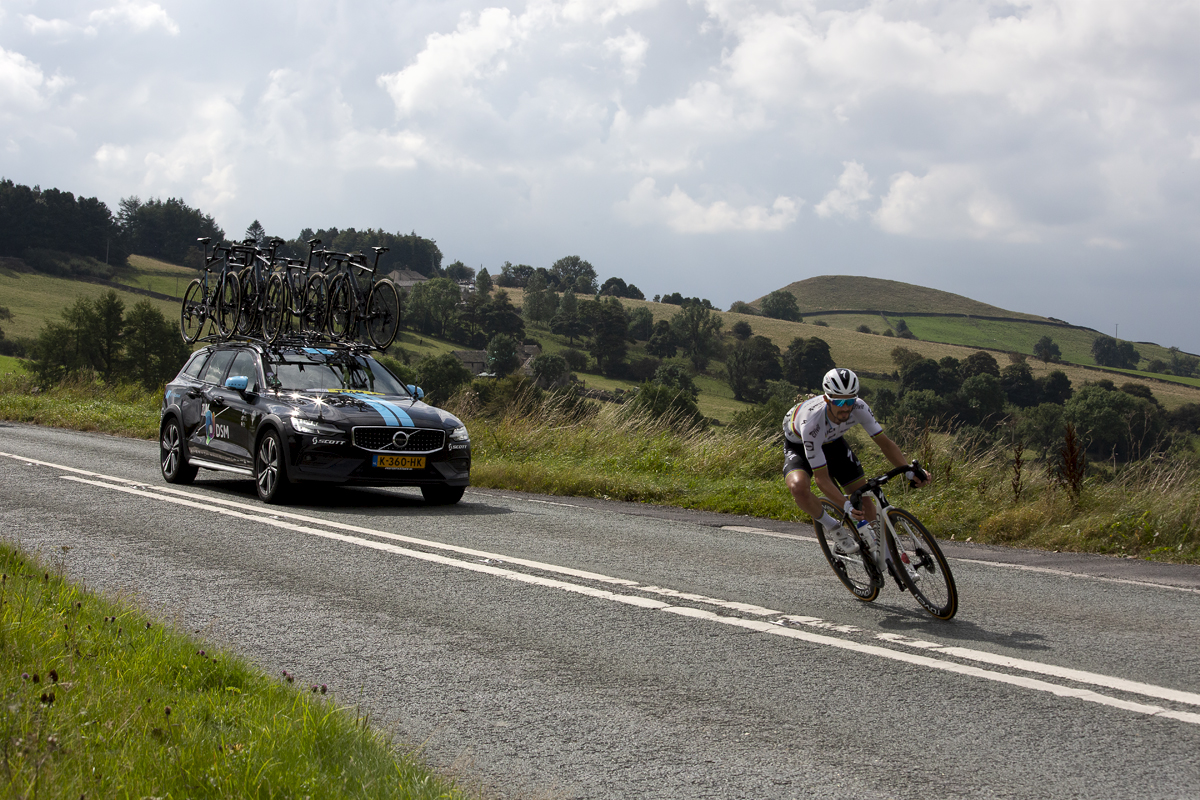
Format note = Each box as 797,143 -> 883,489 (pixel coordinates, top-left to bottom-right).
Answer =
215,272 -> 241,338
236,267 -> 260,336
326,273 -> 355,340
262,273 -> 288,344
887,508 -> 958,620
365,278 -> 400,349
814,498 -> 880,602
180,278 -> 205,343
302,273 -> 328,334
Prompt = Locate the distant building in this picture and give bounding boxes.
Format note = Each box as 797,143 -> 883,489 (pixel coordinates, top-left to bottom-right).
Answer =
386,269 -> 430,292
452,344 -> 541,377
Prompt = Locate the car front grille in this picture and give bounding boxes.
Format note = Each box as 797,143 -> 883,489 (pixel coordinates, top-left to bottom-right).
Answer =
353,427 -> 446,453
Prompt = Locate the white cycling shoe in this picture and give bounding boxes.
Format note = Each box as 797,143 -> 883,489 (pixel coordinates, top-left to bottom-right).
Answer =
826,524 -> 860,555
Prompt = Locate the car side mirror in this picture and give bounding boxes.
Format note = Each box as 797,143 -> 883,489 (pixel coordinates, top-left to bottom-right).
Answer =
225,375 -> 250,391
407,384 -> 425,400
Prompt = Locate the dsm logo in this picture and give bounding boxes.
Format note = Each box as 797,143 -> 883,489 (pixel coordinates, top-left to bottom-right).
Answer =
204,406 -> 231,443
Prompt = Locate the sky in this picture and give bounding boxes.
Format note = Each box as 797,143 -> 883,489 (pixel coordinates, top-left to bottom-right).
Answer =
2,0 -> 1199,350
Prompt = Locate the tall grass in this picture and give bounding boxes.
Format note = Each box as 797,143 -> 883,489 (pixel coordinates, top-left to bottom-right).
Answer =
0,372 -> 160,439
0,542 -> 465,798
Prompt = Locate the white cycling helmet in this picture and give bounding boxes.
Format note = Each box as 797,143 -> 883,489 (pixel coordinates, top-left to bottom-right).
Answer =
822,367 -> 860,398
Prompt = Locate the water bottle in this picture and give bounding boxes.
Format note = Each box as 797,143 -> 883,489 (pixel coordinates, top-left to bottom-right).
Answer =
855,518 -> 872,551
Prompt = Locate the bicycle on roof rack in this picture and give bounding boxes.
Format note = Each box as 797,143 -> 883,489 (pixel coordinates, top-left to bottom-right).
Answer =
812,461 -> 958,620
231,237 -> 289,344
180,238 -> 242,343
323,246 -> 400,350
279,237 -> 329,337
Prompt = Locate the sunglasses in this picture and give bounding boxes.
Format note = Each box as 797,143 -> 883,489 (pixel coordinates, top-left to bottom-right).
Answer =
827,396 -> 856,408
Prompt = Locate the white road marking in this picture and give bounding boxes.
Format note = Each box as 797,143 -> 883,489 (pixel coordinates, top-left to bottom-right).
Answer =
3,450 -> 1199,726
721,525 -> 815,543
953,557 -> 1200,595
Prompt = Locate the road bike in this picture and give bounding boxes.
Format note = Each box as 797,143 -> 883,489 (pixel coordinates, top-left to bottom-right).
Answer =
281,237 -> 329,336
812,462 -> 958,620
324,246 -> 400,349
233,237 -> 288,344
180,238 -> 242,343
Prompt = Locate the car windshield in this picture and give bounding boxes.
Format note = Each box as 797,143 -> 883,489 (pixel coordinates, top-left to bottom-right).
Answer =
264,351 -> 410,396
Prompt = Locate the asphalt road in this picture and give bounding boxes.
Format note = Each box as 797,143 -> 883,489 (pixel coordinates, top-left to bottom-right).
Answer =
2,421 -> 1199,799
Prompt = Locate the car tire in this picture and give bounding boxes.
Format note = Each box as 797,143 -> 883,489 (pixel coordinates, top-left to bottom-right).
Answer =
255,429 -> 292,504
160,418 -> 198,484
421,485 -> 465,505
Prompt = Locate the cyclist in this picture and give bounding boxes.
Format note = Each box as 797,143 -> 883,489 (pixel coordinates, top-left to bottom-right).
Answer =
783,367 -> 931,554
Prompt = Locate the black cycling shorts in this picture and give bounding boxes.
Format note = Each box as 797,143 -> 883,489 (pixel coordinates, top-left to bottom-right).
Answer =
783,436 -> 865,488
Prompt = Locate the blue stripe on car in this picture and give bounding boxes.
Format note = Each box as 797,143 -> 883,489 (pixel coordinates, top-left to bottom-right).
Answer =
341,392 -> 414,427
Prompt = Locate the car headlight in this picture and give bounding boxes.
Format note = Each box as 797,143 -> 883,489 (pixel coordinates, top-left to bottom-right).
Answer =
291,416 -> 342,435
449,425 -> 469,441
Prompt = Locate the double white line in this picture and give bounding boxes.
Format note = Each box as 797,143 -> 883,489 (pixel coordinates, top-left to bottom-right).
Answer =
4,449 -> 1200,727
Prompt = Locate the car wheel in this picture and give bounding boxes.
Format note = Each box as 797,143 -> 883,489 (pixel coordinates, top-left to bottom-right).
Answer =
421,485 -> 465,505
255,429 -> 292,504
160,418 -> 198,484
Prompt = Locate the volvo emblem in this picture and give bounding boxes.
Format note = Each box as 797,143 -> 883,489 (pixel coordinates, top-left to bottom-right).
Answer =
392,430 -> 411,448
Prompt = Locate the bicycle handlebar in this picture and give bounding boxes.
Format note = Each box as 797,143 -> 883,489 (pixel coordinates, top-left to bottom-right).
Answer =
848,461 -> 927,510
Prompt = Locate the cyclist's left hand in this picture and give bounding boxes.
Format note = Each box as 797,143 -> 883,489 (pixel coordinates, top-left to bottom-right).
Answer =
909,467 -> 932,488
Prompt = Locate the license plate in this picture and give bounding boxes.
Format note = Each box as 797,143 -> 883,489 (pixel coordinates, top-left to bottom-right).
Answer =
374,454 -> 425,469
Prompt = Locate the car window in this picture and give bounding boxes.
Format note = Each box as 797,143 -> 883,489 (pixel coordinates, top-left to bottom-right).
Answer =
227,350 -> 260,391
200,350 -> 236,385
265,352 -> 410,396
182,350 -> 209,379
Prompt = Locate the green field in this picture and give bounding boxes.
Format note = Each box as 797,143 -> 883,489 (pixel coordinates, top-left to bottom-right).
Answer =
0,262 -> 181,341
118,254 -> 199,298
756,275 -> 1050,320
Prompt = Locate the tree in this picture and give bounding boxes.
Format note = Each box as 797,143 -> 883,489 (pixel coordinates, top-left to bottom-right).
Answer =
0,179 -> 127,265
522,271 -> 558,325
1168,347 -> 1199,377
1033,335 -> 1061,363
122,300 -> 190,390
244,220 -> 267,246
406,278 -> 462,337
587,297 -> 629,376
900,359 -> 944,393
475,267 -> 493,296
1036,370 -> 1073,405
1091,335 -> 1140,369
961,351 -> 1001,379
93,290 -> 126,380
1000,363 -> 1039,408
670,302 -> 723,371
486,333 -> 522,376
783,337 -> 834,391
731,321 -> 753,340
550,289 -> 588,344
645,320 -> 677,358
890,346 -> 924,370
496,262 -> 534,288
1065,382 -> 1163,460
627,306 -> 654,341
549,256 -> 598,294
481,289 -> 525,339
759,290 -> 801,321
629,382 -> 706,430
728,301 -> 759,315
957,373 -> 1006,426
445,261 -> 475,282
652,364 -> 699,400
292,228 -> 443,277
416,354 -> 474,404
530,353 -> 570,387
119,196 -> 224,264
726,335 -> 782,402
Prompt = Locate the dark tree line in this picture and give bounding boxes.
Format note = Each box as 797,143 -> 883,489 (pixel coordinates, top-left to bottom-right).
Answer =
0,179 -> 128,267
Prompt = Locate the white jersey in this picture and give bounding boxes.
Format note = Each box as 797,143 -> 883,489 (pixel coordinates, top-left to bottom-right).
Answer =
782,395 -> 884,470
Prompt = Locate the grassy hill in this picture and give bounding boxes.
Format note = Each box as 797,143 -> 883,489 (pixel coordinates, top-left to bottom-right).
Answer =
757,275 -> 1052,321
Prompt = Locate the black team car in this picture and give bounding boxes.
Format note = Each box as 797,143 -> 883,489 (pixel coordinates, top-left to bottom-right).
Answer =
159,340 -> 470,504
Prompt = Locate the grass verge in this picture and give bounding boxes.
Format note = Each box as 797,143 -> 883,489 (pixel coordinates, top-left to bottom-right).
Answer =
0,542 -> 464,798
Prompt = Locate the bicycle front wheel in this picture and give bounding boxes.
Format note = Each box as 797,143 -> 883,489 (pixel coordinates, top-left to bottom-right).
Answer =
215,272 -> 241,338
262,273 -> 288,344
326,274 -> 355,340
302,273 -> 328,334
814,498 -> 880,603
365,278 -> 400,349
180,278 -> 205,343
887,508 -> 958,620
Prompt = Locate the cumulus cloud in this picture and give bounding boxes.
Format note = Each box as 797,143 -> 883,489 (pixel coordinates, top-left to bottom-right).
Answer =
88,1 -> 179,35
0,46 -> 67,110
604,28 -> 648,82
616,177 -> 799,233
814,161 -> 871,220
873,165 -> 1033,242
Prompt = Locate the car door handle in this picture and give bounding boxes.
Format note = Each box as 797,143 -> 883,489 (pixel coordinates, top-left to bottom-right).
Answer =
201,391 -> 225,407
